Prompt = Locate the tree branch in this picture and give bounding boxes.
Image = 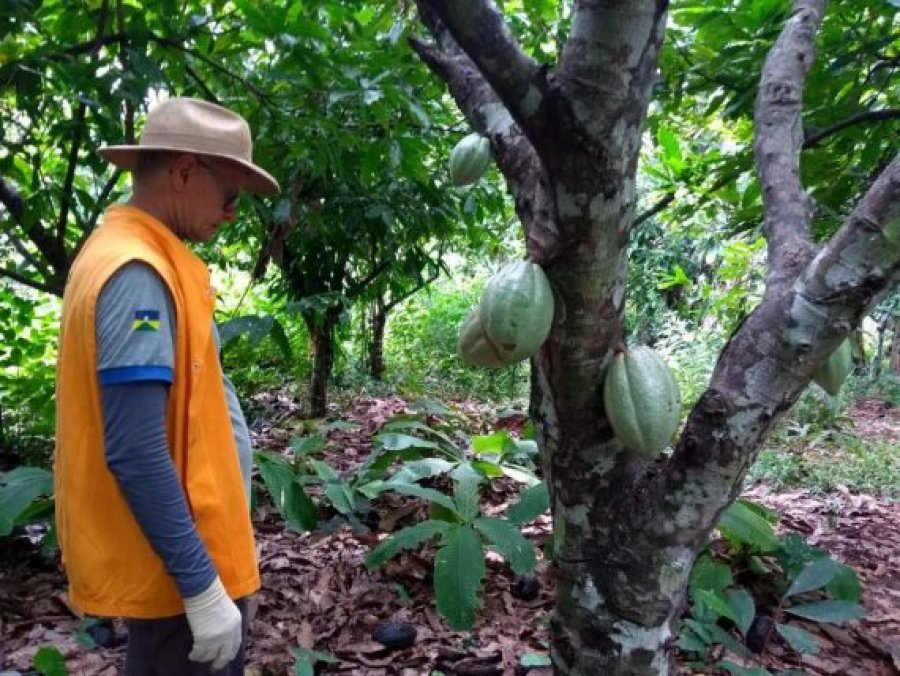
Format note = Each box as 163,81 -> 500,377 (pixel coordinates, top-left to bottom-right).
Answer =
58,0 -> 110,246
803,108 -> 900,148
754,0 -> 826,291
409,24 -> 556,261
0,267 -> 62,296
415,0 -> 546,137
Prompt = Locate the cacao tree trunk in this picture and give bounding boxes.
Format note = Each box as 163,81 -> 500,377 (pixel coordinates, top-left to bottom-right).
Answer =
411,1 -> 900,673
303,307 -> 341,418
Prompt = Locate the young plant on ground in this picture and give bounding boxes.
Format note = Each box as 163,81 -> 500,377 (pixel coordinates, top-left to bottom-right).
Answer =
680,500 -> 865,674
365,475 -> 548,629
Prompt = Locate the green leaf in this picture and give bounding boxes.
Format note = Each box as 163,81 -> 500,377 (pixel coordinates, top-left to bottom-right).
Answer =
728,588 -> 756,636
826,565 -> 862,603
506,481 -> 549,525
0,466 -> 54,536
474,517 -> 536,575
785,556 -> 843,598
365,519 -> 450,569
290,435 -> 325,456
453,474 -> 483,522
775,623 -> 820,655
390,458 -> 455,484
785,600 -> 865,623
717,660 -> 771,676
694,589 -> 740,624
293,645 -> 339,676
434,524 -> 485,630
690,554 -> 733,594
716,500 -> 781,552
375,432 -> 441,452
254,452 -> 319,532
380,481 -> 458,514
32,646 -> 67,676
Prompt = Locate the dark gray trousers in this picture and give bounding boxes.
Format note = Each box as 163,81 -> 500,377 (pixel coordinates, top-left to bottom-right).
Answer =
124,597 -> 249,675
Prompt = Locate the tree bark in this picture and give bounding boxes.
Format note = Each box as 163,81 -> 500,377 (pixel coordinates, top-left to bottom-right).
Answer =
413,1 -> 899,673
890,316 -> 900,374
303,307 -> 341,418
368,299 -> 387,381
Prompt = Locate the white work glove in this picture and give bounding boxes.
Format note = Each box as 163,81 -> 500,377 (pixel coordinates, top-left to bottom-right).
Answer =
183,576 -> 243,671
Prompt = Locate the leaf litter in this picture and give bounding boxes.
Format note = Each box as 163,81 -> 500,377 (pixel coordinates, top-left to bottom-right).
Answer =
0,395 -> 896,675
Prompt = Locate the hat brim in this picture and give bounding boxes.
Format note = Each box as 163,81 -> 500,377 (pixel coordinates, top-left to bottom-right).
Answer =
98,145 -> 280,196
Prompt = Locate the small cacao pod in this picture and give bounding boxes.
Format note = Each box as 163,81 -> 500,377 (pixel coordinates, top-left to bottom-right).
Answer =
603,346 -> 681,458
458,309 -> 507,368
449,133 -> 491,186
813,338 -> 852,396
479,261 -> 554,364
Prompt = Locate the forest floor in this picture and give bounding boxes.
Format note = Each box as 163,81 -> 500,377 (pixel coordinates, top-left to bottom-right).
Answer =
1,394 -> 897,675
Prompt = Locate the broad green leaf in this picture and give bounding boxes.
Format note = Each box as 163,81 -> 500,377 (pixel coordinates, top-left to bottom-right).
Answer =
707,624 -> 753,659
694,589 -> 740,624
453,474 -> 483,522
785,600 -> 865,623
677,632 -> 710,653
690,554 -> 733,594
309,460 -> 340,482
474,517 -> 536,574
290,435 -> 325,456
775,623 -> 820,655
500,464 -> 541,486
365,519 -> 451,569
323,483 -> 355,516
0,466 -> 54,536
32,646 -> 67,676
434,525 -> 486,629
506,481 -> 549,525
254,452 -> 318,532
716,500 -> 780,552
717,660 -> 771,676
728,588 -> 756,636
826,565 -> 862,603
380,481 -> 458,514
785,556 -> 843,598
375,432 -> 441,452
390,458 -> 455,484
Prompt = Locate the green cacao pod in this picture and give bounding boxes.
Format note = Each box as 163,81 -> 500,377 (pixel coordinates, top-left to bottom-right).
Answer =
603,346 -> 681,458
449,133 -> 491,186
813,339 -> 852,396
458,310 -> 507,368
479,261 -> 554,363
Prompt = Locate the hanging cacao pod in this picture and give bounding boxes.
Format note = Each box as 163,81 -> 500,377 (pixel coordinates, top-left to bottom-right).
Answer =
813,338 -> 852,396
449,133 -> 491,186
479,261 -> 554,364
458,310 -> 507,368
603,346 -> 681,458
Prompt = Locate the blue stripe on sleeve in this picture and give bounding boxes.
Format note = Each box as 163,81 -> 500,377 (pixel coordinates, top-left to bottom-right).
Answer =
99,365 -> 173,385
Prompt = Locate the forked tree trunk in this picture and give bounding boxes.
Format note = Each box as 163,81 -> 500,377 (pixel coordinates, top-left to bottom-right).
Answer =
412,1 -> 900,673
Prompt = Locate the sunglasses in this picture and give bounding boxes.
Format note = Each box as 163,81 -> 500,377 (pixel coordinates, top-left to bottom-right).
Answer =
195,157 -> 241,211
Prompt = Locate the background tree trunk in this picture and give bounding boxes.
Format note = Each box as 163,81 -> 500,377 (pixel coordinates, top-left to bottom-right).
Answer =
303,307 -> 341,417
890,316 -> 900,374
368,298 -> 387,381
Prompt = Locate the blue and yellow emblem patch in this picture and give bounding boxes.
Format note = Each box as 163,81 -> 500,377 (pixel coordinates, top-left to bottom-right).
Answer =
132,309 -> 161,331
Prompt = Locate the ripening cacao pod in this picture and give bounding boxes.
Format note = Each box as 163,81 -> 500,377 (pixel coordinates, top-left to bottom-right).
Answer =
479,261 -> 554,363
458,310 -> 507,368
449,133 -> 491,186
603,346 -> 681,458
813,339 -> 852,396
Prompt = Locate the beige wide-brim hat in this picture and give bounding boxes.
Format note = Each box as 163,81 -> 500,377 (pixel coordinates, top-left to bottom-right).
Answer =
98,97 -> 280,196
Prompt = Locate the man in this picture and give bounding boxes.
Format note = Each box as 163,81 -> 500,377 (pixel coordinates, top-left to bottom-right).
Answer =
54,97 -> 279,673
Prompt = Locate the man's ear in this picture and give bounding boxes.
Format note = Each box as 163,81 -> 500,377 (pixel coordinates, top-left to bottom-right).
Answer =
169,154 -> 197,194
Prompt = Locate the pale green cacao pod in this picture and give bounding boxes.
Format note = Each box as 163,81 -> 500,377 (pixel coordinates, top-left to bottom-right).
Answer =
603,346 -> 681,458
458,310 -> 507,368
449,133 -> 491,186
479,261 -> 554,363
813,339 -> 852,396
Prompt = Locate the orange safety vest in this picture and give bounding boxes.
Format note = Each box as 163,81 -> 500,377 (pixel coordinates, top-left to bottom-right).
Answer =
54,204 -> 259,618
